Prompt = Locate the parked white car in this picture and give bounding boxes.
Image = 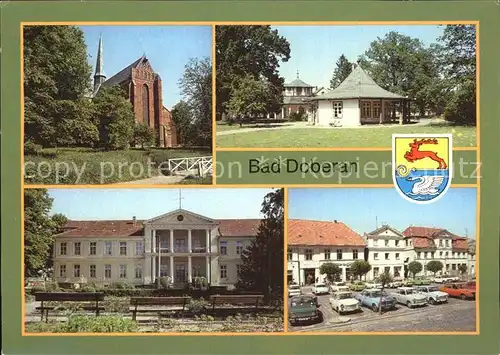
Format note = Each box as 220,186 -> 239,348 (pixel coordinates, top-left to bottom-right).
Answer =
329,291 -> 361,315
390,287 -> 428,308
330,282 -> 349,293
288,284 -> 302,298
415,285 -> 449,305
365,282 -> 383,289
312,283 -> 330,295
433,276 -> 447,283
387,279 -> 404,288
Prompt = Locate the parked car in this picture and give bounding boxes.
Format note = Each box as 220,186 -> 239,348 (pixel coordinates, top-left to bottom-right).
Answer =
402,279 -> 415,286
288,284 -> 302,298
415,285 -> 449,305
289,295 -> 322,326
390,287 -> 428,308
329,291 -> 361,315
463,281 -> 476,290
355,289 -> 397,312
433,276 -> 447,283
312,283 -> 330,295
365,281 -> 383,289
330,282 -> 349,293
349,281 -> 366,291
413,277 -> 432,285
440,283 -> 476,300
387,279 -> 404,288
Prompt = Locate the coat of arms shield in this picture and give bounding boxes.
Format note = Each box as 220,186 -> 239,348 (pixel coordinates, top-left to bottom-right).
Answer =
392,134 -> 452,204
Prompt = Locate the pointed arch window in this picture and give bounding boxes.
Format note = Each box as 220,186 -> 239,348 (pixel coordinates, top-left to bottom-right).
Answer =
142,84 -> 150,126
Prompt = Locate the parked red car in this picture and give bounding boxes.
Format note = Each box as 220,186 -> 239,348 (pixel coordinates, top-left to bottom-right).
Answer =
440,283 -> 476,300
463,281 -> 476,289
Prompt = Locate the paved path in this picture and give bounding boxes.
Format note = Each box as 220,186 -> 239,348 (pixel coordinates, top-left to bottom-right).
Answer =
117,175 -> 186,185
217,118 -> 442,136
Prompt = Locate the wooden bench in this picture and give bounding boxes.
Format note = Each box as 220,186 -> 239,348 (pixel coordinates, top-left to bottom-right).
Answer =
34,292 -> 104,322
207,294 -> 264,313
129,296 -> 191,321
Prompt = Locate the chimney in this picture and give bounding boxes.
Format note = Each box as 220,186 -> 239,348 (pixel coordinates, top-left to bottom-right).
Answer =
334,220 -> 338,223
132,216 -> 137,226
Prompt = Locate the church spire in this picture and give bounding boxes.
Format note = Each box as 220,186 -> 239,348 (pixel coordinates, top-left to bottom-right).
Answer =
93,34 -> 106,92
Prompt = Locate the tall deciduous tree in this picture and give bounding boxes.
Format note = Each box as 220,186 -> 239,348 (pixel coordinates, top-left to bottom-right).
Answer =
358,31 -> 438,116
178,57 -> 212,148
436,25 -> 476,125
350,260 -> 372,281
238,189 -> 284,299
426,260 -> 444,276
408,261 -> 423,278
24,189 -> 67,277
171,101 -> 197,146
377,271 -> 393,314
319,263 -> 342,283
133,123 -> 156,149
330,54 -> 352,89
24,25 -> 95,148
92,86 -> 135,150
216,26 -> 291,120
227,74 -> 271,126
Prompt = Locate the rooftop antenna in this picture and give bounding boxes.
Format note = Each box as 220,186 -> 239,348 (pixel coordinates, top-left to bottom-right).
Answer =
465,228 -> 469,237
375,216 -> 378,229
178,189 -> 183,209
296,70 -> 299,79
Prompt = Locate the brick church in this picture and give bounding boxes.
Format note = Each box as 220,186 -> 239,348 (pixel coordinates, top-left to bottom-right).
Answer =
91,36 -> 178,147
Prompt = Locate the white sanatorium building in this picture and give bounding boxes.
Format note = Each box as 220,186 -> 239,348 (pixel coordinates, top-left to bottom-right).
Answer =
52,209 -> 261,287
287,220 -> 475,285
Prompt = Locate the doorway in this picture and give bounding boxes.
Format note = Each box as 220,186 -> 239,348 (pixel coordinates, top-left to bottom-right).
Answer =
175,264 -> 186,283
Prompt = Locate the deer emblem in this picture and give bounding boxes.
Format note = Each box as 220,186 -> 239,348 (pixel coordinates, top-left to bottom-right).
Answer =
404,138 -> 447,169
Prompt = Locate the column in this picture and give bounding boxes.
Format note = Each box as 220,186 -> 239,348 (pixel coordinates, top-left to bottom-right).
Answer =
206,256 -> 210,282
151,257 -> 156,283
342,266 -> 347,282
169,229 -> 174,253
188,229 -> 192,253
281,107 -> 284,119
152,229 -> 156,253
205,229 -> 210,253
188,256 -> 192,283
170,256 -> 174,283
144,256 -> 152,284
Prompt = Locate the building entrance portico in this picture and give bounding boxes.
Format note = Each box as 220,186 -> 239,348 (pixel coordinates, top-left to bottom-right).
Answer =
144,209 -> 219,285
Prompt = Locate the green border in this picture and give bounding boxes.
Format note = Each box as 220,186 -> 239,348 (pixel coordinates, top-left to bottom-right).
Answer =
2,1 -> 499,354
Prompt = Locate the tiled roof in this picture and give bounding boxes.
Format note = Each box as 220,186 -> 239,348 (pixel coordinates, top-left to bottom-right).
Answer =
313,65 -> 404,100
101,56 -> 144,88
217,219 -> 262,237
60,220 -> 144,237
402,226 -> 460,239
452,238 -> 469,250
288,219 -> 365,247
403,226 -> 468,250
411,237 -> 436,249
57,219 -> 261,238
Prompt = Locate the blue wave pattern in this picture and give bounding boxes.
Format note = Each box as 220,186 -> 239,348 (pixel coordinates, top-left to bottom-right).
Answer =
395,168 -> 449,202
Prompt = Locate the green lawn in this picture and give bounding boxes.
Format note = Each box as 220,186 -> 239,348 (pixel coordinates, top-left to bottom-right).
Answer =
216,125 -> 476,148
25,148 -> 212,184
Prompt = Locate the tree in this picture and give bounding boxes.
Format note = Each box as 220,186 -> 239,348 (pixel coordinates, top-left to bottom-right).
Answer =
408,261 -> 423,278
426,260 -> 444,276
438,25 -> 476,125
178,57 -> 212,147
319,263 -> 342,283
350,260 -> 372,281
238,188 -> 284,299
171,101 -> 197,146
92,86 -> 135,150
133,123 -> 156,149
24,25 -> 95,148
358,31 -> 439,117
458,264 -> 468,279
377,271 -> 393,314
226,74 -> 271,126
330,54 -> 352,89
24,189 -> 67,277
216,26 -> 291,120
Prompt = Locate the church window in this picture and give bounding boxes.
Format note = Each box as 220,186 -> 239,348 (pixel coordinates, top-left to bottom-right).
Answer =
142,84 -> 150,126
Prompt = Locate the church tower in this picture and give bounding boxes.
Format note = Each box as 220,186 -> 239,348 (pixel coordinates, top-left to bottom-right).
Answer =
93,34 -> 106,93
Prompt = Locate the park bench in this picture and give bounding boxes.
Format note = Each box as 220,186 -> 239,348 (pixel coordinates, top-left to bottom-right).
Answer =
34,292 -> 104,322
207,294 -> 264,313
129,296 -> 192,321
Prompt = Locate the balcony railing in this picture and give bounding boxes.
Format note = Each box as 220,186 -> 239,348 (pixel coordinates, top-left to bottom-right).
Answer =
153,247 -> 209,253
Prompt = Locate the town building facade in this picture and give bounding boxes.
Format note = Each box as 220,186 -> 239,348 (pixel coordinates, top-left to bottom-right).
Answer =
287,220 -> 476,284
91,36 -> 178,148
52,209 -> 260,287
287,219 -> 367,285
